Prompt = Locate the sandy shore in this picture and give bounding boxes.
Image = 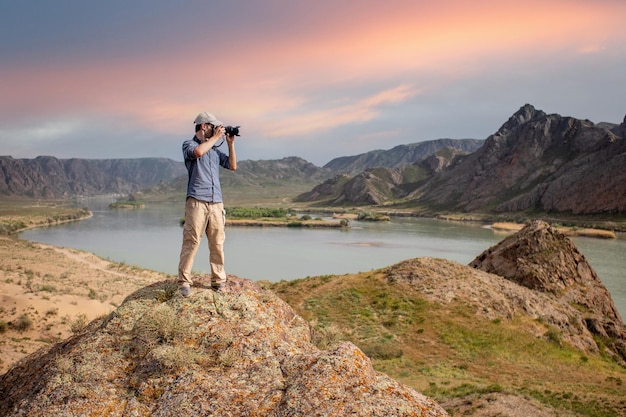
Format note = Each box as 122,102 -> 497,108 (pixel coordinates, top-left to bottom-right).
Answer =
491,222 -> 617,239
0,236 -> 169,374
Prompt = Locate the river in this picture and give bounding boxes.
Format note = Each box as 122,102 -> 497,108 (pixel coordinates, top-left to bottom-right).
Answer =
19,198 -> 626,318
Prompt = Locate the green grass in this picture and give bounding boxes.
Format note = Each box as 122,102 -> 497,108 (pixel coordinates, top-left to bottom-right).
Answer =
226,207 -> 295,218
268,270 -> 626,417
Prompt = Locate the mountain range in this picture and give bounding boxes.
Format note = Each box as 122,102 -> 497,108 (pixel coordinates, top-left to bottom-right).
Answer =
297,104 -> 626,217
0,156 -> 186,199
413,104 -> 626,215
1,104 -> 624,219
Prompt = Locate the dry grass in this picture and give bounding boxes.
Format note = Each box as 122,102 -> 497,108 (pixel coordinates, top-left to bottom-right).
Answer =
0,235 -> 168,373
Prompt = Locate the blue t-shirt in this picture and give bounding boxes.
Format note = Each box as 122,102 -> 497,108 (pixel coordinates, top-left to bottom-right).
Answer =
182,136 -> 231,202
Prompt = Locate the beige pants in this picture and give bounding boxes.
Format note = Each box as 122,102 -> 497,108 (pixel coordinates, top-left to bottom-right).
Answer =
178,197 -> 226,287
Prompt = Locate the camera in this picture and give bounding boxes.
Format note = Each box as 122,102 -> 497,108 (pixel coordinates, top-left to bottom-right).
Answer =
225,125 -> 241,136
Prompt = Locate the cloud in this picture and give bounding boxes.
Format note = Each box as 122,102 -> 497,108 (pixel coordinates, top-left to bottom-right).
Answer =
260,85 -> 419,137
0,0 -> 625,165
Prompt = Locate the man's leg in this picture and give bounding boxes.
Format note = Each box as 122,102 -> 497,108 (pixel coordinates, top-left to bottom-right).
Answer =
206,202 -> 227,287
178,198 -> 208,291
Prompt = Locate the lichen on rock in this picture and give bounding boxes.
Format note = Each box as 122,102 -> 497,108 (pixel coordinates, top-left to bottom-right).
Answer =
0,276 -> 448,417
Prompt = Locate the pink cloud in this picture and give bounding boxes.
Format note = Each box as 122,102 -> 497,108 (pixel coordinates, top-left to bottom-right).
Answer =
1,0 -> 624,141
260,84 -> 420,137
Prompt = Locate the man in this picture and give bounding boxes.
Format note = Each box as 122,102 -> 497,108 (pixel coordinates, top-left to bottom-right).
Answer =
178,112 -> 237,297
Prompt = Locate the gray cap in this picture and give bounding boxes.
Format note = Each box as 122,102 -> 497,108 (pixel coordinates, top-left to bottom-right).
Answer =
193,112 -> 222,126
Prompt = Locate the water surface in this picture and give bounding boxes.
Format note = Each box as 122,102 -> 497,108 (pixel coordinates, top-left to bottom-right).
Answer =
20,198 -> 626,317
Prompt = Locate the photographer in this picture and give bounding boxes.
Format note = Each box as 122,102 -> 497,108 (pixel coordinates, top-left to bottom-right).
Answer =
177,112 -> 237,297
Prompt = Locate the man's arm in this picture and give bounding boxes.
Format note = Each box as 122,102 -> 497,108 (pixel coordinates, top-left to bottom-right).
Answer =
226,135 -> 237,171
193,126 -> 226,158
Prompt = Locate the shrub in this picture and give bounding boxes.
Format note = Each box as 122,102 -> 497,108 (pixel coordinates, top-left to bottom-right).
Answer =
70,314 -> 88,334
152,344 -> 198,371
312,324 -> 343,350
218,347 -> 240,368
40,284 -> 57,293
226,207 -> 293,218
46,308 -> 59,316
362,343 -> 404,360
155,281 -> 178,303
132,304 -> 189,350
545,328 -> 562,346
14,314 -> 33,332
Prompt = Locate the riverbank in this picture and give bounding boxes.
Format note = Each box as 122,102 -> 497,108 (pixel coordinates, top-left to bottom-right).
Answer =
303,208 -> 622,239
490,221 -> 617,239
226,218 -> 346,228
0,201 -> 92,235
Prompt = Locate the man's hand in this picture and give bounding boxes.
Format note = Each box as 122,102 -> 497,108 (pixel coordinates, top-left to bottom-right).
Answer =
211,125 -> 225,142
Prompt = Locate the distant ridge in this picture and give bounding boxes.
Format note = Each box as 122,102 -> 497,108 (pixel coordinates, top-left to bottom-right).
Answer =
0,156 -> 185,199
323,138 -> 484,174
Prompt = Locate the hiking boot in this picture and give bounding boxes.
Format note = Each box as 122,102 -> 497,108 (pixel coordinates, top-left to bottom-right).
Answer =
211,283 -> 223,292
179,285 -> 192,297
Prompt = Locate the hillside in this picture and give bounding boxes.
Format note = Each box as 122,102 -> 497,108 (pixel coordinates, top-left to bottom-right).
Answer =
270,221 -> 626,416
296,147 -> 467,206
6,104 -> 624,222
411,104 -> 626,215
0,156 -> 185,199
323,138 -> 484,174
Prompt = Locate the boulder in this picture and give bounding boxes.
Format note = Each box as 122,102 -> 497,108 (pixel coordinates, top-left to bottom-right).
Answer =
470,220 -> 626,362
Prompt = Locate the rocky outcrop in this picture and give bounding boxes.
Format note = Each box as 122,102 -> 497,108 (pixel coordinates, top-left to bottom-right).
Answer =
470,220 -> 626,361
0,276 -> 448,417
0,156 -> 186,198
414,104 -> 626,214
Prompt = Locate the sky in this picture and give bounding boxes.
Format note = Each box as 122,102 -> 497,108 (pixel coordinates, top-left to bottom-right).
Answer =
1,0 -> 625,166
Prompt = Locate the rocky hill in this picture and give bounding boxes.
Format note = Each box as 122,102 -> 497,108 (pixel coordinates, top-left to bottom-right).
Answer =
270,221 -> 626,416
296,147 -> 467,205
4,105 -> 624,219
470,220 -> 625,362
413,104 -> 626,214
0,156 -> 186,199
0,276 -> 448,417
323,138 -> 484,174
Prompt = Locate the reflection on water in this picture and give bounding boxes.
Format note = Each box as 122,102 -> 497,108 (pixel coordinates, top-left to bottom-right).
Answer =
19,197 -> 626,318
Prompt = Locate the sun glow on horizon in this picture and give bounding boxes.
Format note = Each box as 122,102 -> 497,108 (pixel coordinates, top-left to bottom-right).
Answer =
1,0 -> 624,160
